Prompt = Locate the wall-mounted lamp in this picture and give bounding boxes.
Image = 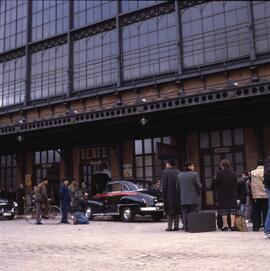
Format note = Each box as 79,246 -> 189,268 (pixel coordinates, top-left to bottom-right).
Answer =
18,118 -> 26,124
135,97 -> 147,104
17,135 -> 24,142
66,107 -> 78,115
139,116 -> 148,126
227,79 -> 238,87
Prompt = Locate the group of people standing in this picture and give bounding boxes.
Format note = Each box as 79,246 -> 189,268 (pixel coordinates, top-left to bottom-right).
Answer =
161,157 -> 270,239
34,177 -> 89,225
235,159 -> 270,238
161,159 -> 202,231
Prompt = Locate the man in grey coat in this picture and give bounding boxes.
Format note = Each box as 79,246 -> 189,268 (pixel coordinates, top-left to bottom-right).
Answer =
177,161 -> 202,231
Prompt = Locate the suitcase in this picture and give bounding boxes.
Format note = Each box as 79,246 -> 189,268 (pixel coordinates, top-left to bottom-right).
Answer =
187,212 -> 216,233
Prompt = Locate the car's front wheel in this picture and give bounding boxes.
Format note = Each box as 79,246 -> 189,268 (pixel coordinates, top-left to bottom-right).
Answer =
121,207 -> 135,222
85,207 -> 93,220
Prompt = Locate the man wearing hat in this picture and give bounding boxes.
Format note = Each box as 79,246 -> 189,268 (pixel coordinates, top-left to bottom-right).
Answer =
161,159 -> 181,231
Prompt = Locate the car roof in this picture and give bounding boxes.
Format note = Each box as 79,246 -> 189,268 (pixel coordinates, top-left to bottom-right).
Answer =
108,179 -> 152,185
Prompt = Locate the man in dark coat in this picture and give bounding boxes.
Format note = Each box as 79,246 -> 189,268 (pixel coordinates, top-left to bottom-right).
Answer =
59,179 -> 71,224
16,184 -> 25,215
177,161 -> 202,231
161,159 -> 181,231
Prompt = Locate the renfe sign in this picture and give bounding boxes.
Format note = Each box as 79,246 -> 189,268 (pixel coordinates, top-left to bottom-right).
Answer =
81,145 -> 110,160
156,142 -> 177,160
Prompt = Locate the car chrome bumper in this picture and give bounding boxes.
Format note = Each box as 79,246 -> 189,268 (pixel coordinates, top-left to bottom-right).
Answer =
140,207 -> 163,212
0,212 -> 13,216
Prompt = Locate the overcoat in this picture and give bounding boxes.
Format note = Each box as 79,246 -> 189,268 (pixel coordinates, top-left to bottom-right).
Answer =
176,171 -> 202,205
161,168 -> 181,215
59,184 -> 71,209
215,168 -> 237,210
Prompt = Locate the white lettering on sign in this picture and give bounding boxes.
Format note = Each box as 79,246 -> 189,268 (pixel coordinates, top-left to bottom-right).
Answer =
81,146 -> 110,160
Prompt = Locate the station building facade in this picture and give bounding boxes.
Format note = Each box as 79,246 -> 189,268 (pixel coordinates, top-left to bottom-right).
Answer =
0,0 -> 270,208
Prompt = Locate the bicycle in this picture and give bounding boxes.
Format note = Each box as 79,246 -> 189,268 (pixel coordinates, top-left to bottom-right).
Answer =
24,198 -> 62,225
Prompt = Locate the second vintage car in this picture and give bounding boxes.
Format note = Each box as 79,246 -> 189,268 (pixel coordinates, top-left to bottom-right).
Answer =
0,197 -> 17,220
85,179 -> 164,222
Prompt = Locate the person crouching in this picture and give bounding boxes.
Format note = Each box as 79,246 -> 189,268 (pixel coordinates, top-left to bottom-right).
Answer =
72,193 -> 90,225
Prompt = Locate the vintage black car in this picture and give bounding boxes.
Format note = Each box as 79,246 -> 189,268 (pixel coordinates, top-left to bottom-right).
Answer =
0,197 -> 17,220
85,179 -> 164,222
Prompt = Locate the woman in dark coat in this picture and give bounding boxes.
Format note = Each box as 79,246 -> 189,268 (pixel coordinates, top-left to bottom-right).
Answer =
215,159 -> 237,231
161,159 -> 181,231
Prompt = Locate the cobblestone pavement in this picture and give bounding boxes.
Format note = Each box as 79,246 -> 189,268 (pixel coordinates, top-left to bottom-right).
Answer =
0,217 -> 269,271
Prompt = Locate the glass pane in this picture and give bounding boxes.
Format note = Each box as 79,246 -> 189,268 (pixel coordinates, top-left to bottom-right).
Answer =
205,178 -> 213,190
204,167 -> 212,178
211,131 -> 221,148
1,156 -> 5,166
203,155 -> 211,166
234,128 -> 244,145
222,130 -> 232,146
41,151 -> 47,163
135,140 -> 142,155
35,152 -> 40,164
144,138 -> 152,154
145,156 -> 152,167
153,137 -> 161,153
236,164 -> 244,175
135,156 -> 143,167
213,154 -> 221,166
112,183 -> 121,192
163,136 -> 171,144
235,152 -> 243,163
136,167 -> 143,178
225,153 -> 233,163
55,150 -> 61,163
48,150 -> 54,163
200,133 -> 209,149
145,167 -> 153,178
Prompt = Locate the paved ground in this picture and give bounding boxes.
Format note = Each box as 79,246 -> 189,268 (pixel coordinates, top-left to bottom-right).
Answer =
0,217 -> 269,271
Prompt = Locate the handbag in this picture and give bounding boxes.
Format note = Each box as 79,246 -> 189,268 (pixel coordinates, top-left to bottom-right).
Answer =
235,215 -> 247,232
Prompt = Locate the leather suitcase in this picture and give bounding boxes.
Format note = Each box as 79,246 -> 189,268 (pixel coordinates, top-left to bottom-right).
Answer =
187,212 -> 216,233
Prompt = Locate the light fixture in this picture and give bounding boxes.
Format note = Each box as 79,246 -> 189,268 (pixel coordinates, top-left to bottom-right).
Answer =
135,97 -> 147,104
18,118 -> 26,124
227,79 -> 238,87
66,107 -> 78,115
17,135 -> 24,142
139,116 -> 148,126
115,99 -> 123,106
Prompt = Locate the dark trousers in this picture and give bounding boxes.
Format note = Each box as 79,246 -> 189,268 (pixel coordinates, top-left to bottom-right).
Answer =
252,198 -> 268,231
35,201 -> 42,224
182,204 -> 199,231
60,203 -> 69,223
167,215 -> 179,230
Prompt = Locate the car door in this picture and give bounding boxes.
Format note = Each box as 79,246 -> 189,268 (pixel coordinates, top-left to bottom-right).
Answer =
105,183 -> 123,213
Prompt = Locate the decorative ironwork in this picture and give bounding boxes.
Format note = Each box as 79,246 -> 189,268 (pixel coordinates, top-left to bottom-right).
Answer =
179,0 -> 209,9
0,48 -> 25,63
72,19 -> 116,41
30,35 -> 68,53
0,81 -> 270,136
120,2 -> 175,27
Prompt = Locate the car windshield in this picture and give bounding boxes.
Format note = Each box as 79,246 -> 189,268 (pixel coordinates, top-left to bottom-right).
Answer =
133,182 -> 159,191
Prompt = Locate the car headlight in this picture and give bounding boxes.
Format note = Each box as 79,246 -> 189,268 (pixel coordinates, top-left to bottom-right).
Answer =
13,202 -> 18,207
